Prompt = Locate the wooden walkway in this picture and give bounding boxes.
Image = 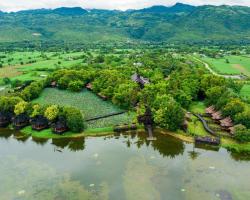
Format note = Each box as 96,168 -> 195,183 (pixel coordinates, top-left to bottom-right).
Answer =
85,111 -> 126,122
193,113 -> 217,136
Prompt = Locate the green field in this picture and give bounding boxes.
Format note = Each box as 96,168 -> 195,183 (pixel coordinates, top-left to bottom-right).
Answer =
202,55 -> 250,76
33,88 -> 135,129
0,51 -> 85,83
240,84 -> 250,99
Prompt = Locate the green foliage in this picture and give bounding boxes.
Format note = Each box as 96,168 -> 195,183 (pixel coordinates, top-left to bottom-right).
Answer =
112,82 -> 139,109
14,101 -> 28,115
44,105 -> 59,121
235,109 -> 250,129
20,81 -> 45,101
153,95 -> 184,131
63,107 -> 84,132
1,5 -> 250,43
0,96 -> 23,113
222,98 -> 245,119
68,80 -> 84,92
234,124 -> 250,142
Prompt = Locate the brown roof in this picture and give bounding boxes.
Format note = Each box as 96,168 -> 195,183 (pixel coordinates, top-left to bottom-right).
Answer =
212,111 -> 223,120
206,106 -> 216,114
86,83 -> 93,90
229,127 -> 235,135
131,73 -> 149,85
220,117 -> 233,128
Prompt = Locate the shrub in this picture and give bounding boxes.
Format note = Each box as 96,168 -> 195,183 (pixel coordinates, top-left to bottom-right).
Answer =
44,105 -> 59,121
234,124 -> 250,142
68,80 -> 83,92
14,101 -> 28,116
63,107 -> 84,133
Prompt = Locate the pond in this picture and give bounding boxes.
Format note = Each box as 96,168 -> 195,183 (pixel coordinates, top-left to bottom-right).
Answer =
0,129 -> 250,200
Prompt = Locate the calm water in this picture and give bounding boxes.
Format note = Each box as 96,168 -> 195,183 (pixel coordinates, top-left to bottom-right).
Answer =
0,129 -> 250,200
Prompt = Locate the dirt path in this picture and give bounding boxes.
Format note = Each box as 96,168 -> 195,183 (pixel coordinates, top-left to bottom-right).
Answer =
192,57 -> 246,80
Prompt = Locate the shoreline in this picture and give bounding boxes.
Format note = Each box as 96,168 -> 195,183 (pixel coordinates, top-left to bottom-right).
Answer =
2,126 -> 250,154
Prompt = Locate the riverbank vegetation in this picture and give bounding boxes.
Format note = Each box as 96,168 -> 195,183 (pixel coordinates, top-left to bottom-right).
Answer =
0,44 -> 250,154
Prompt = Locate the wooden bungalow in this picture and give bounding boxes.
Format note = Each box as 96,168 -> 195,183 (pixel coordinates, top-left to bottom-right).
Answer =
228,127 -> 235,135
131,73 -> 149,88
86,83 -> 93,91
205,106 -> 216,116
114,123 -> 137,132
212,111 -> 223,121
50,81 -> 57,88
0,112 -> 12,128
53,118 -> 68,135
31,115 -> 49,131
13,114 -> 30,130
98,93 -> 108,101
220,117 -> 233,131
137,107 -> 154,126
195,136 -> 220,146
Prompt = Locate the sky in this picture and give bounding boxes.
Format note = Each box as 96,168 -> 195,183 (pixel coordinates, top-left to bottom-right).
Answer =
0,0 -> 250,12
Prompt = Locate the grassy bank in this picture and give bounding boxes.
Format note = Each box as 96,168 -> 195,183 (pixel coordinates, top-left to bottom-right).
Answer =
21,126 -> 115,139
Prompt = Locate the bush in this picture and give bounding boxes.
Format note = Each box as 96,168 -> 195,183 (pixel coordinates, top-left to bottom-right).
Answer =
63,107 -> 84,132
68,80 -> 83,92
234,124 -> 250,142
44,105 -> 59,121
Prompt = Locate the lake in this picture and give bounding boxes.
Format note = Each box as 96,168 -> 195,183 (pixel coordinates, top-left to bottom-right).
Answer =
0,129 -> 249,200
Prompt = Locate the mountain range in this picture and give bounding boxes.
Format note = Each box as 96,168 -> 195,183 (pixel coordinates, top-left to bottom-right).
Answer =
0,3 -> 250,44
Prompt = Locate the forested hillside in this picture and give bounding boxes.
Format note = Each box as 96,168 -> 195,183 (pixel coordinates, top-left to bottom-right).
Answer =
0,3 -> 250,43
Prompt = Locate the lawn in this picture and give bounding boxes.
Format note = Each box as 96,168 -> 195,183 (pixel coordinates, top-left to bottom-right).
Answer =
202,55 -> 250,76
240,84 -> 250,99
32,88 -> 135,129
187,115 -> 208,137
189,101 -> 206,114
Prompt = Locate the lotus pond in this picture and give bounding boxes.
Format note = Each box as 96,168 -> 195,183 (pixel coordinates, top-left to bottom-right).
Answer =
0,129 -> 250,200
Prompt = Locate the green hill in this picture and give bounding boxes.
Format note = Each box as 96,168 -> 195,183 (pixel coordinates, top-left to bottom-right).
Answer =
0,3 -> 250,44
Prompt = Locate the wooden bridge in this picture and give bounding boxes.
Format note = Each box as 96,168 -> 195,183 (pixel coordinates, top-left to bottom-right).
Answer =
85,111 -> 126,122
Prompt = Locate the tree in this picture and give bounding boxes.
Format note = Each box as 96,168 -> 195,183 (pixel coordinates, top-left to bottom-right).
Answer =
68,80 -> 83,92
153,95 -> 184,131
63,107 -> 84,132
235,110 -> 250,129
44,105 -> 59,121
14,101 -> 28,116
0,96 -> 23,113
205,86 -> 224,106
234,124 -> 250,142
222,98 -> 245,119
112,82 -> 139,109
30,104 -> 42,118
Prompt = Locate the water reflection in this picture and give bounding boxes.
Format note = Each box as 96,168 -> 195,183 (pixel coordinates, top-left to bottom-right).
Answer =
0,128 -> 250,161
0,128 -> 250,200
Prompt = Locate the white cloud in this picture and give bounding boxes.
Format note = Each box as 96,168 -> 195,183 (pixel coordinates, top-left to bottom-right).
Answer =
0,0 -> 249,12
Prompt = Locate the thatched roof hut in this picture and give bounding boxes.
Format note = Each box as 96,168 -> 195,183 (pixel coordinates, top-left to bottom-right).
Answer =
220,117 -> 233,129
53,118 -> 68,135
13,113 -> 30,130
229,127 -> 235,135
138,107 -> 154,126
98,93 -> 108,101
86,83 -> 93,90
50,81 -> 57,88
131,73 -> 149,88
205,106 -> 216,115
31,115 -> 49,131
0,112 -> 12,128
212,111 -> 223,120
